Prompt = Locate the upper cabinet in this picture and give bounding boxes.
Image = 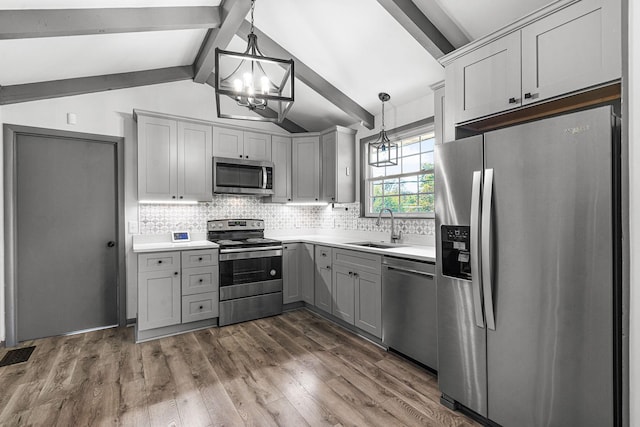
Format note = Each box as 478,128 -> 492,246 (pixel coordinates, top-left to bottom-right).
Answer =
212,126 -> 272,161
442,0 -> 621,126
292,136 -> 321,202
270,135 -> 292,203
321,127 -> 356,203
136,111 -> 212,202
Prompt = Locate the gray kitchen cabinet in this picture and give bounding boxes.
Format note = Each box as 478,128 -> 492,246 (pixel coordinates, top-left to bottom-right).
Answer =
138,252 -> 181,330
292,136 -> 321,202
443,0 -> 621,125
332,248 -> 382,336
212,126 -> 272,161
314,246 -> 333,314
321,126 -> 356,203
283,243 -> 314,304
332,264 -> 355,324
520,0 -> 621,106
136,111 -> 212,202
354,270 -> 382,338
430,81 -> 447,145
300,243 -> 315,304
270,135 -> 292,203
283,243 -> 301,304
451,31 -> 521,124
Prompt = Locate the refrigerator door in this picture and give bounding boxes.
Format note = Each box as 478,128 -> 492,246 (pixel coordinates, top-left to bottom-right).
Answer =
435,135 -> 487,417
484,106 -> 614,426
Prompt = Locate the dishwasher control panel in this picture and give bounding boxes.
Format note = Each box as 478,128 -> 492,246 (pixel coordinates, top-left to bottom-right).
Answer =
441,225 -> 471,280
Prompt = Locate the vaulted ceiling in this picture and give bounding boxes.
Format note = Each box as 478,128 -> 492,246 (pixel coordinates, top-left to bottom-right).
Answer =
0,0 -> 552,132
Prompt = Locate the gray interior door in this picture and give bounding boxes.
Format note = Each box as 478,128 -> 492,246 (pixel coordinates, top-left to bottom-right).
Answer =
16,133 -> 118,341
484,106 -> 614,427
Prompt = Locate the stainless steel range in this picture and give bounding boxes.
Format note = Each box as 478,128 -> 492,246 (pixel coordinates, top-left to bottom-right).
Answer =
207,219 -> 282,326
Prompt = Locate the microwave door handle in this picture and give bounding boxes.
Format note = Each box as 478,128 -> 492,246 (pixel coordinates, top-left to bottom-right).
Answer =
262,166 -> 267,189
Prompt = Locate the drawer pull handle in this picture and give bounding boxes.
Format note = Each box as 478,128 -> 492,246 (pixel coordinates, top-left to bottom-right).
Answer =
508,97 -> 517,104
322,253 -> 327,257
524,92 -> 538,100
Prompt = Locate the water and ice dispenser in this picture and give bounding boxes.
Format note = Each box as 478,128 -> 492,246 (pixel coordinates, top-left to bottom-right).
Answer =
441,225 -> 472,280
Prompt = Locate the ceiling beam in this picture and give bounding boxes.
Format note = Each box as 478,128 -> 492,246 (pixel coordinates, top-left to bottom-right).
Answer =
376,0 -> 455,58
236,21 -> 375,130
205,74 -> 307,133
193,0 -> 252,84
0,66 -> 193,105
0,7 -> 221,39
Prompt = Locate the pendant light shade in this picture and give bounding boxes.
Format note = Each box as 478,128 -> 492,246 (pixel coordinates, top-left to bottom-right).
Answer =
368,92 -> 398,167
214,0 -> 294,123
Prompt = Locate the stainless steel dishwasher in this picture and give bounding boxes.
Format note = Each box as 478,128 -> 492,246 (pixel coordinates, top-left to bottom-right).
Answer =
382,256 -> 437,370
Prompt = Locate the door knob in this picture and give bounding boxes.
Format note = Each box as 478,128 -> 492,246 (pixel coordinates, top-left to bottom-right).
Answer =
107,241 -> 116,247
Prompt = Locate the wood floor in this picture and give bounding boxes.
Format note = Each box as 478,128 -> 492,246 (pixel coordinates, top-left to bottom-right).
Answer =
0,309 -> 479,427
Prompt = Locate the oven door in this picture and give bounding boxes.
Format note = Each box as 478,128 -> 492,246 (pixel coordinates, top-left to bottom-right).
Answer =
219,248 -> 282,300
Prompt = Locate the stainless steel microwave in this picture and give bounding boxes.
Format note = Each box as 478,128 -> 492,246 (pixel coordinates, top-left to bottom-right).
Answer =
212,157 -> 274,196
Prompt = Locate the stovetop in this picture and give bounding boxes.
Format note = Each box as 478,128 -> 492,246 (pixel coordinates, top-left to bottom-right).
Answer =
207,219 -> 281,249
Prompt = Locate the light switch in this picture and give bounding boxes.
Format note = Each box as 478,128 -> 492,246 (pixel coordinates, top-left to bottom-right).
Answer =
128,221 -> 139,234
67,113 -> 77,125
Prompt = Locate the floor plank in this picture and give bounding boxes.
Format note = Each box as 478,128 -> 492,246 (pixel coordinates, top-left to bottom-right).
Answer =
0,309 -> 480,427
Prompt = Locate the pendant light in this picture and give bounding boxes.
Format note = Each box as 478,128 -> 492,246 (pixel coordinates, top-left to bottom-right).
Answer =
214,0 -> 294,123
368,92 -> 398,167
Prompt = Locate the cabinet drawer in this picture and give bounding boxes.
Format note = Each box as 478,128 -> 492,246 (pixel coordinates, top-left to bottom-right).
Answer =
333,249 -> 381,274
139,252 -> 180,272
182,292 -> 219,323
315,245 -> 332,269
181,249 -> 218,268
182,266 -> 219,295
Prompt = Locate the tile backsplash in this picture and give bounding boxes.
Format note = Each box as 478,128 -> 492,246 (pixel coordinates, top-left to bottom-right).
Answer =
139,195 -> 435,236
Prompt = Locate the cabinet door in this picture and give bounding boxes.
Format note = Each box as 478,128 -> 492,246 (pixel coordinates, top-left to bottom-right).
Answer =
212,126 -> 244,159
137,115 -> 177,201
335,130 -> 356,203
270,135 -> 292,203
453,31 -> 521,123
283,244 -> 301,304
292,136 -> 320,202
521,0 -> 621,105
243,132 -> 272,161
300,243 -> 315,304
314,246 -> 333,313
177,121 -> 212,201
138,269 -> 181,330
354,270 -> 382,338
332,264 -> 355,324
321,131 -> 337,202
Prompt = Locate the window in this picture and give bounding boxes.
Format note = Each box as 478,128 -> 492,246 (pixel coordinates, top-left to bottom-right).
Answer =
363,128 -> 435,218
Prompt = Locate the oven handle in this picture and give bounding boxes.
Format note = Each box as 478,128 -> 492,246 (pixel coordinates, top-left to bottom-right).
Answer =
220,245 -> 282,254
219,248 -> 283,261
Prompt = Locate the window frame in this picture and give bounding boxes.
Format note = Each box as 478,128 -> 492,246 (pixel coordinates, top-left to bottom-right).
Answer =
360,117 -> 436,219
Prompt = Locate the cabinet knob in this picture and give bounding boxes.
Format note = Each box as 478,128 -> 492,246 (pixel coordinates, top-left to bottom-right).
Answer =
322,253 -> 327,257
508,97 -> 518,104
315,198 -> 318,201
172,196 -> 176,199
239,155 -> 243,158
327,266 -> 331,271
198,257 -> 203,261
199,305 -> 204,310
158,260 -> 163,264
199,278 -> 203,283
245,155 -> 249,159
179,196 -> 183,199
287,198 -> 291,201
524,92 -> 537,100
174,271 -> 179,275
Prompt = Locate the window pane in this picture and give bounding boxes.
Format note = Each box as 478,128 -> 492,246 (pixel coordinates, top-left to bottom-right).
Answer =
383,196 -> 400,212
370,166 -> 385,178
402,154 -> 421,174
418,193 -> 435,212
421,137 -> 435,152
421,152 -> 434,171
371,182 -> 383,197
419,173 -> 434,193
403,139 -> 421,156
400,177 -> 418,194
371,197 -> 384,213
383,179 -> 399,195
386,162 -> 401,176
400,195 -> 419,213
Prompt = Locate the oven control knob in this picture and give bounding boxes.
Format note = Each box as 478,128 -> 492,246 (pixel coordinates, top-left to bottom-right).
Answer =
270,269 -> 277,276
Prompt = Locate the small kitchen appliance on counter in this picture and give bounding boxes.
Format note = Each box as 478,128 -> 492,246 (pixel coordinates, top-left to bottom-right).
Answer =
207,219 -> 282,326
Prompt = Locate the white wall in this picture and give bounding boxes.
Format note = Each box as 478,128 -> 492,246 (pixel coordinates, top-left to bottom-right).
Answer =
628,1 -> 639,425
0,80 -> 285,340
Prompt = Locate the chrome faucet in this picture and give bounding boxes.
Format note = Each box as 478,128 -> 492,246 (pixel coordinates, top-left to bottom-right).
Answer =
376,208 -> 402,243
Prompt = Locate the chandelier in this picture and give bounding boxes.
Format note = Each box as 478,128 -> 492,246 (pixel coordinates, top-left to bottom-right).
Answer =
214,0 -> 294,123
368,92 -> 398,167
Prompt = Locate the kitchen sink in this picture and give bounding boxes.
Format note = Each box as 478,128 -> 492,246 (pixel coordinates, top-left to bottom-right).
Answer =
347,241 -> 406,249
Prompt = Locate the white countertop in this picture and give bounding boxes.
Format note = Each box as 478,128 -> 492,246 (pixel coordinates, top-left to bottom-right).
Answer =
273,234 -> 436,262
132,232 -> 219,253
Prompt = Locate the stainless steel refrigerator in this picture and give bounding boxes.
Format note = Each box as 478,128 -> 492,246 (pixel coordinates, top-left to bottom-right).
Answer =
435,105 -> 621,427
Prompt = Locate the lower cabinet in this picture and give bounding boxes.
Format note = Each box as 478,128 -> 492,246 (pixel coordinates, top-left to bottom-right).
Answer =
332,264 -> 356,324
137,249 -> 219,339
354,270 -> 382,337
283,243 -> 314,304
314,246 -> 333,313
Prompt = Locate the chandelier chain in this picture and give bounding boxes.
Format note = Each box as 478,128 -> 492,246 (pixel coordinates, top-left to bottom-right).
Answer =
250,0 -> 256,35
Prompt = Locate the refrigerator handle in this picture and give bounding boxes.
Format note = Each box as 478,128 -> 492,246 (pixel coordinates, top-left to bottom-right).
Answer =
470,170 -> 485,328
482,168 -> 496,330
